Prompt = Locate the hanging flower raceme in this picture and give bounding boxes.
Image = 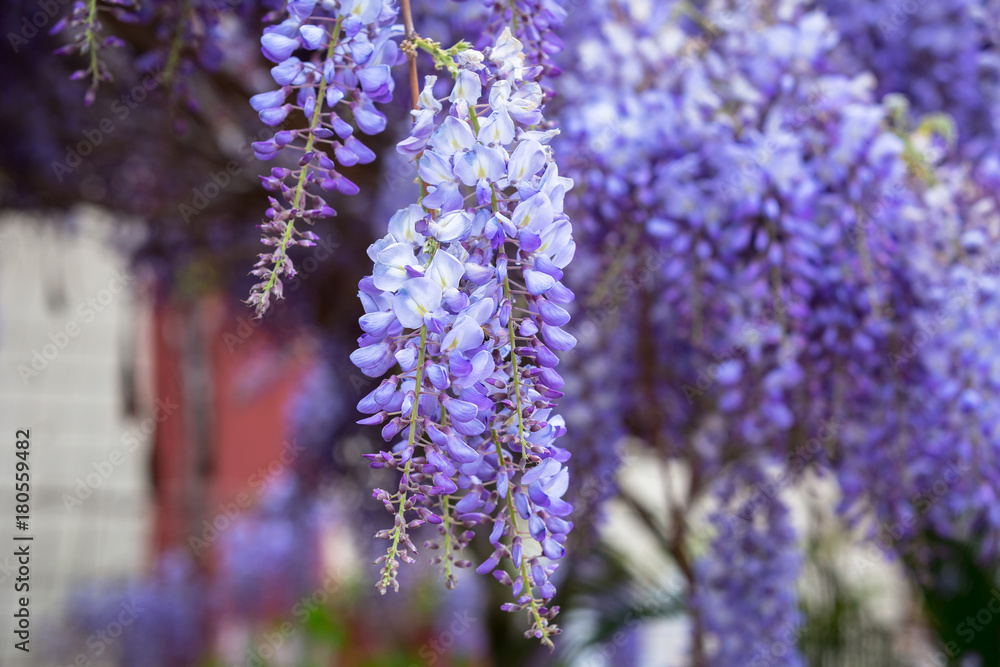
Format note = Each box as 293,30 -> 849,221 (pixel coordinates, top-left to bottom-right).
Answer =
473,0 -> 568,93
51,0 -> 138,105
351,28 -> 575,646
247,0 -> 404,316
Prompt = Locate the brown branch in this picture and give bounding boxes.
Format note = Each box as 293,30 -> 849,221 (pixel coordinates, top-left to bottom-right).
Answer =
400,0 -> 419,110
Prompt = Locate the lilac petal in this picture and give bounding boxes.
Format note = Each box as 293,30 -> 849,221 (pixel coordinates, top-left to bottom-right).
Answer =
450,355 -> 473,377
428,210 -> 473,243
426,448 -> 455,477
262,34 -> 300,62
351,40 -> 375,64
250,89 -> 285,111
455,492 -> 482,513
512,193 -> 554,231
394,347 -> 418,371
508,139 -> 546,184
454,145 -> 507,186
449,69 -> 482,105
431,473 -> 458,495
443,397 -> 479,422
541,324 -> 576,351
524,268 -> 555,294
345,136 -> 376,164
381,419 -> 404,441
542,537 -> 565,559
538,366 -> 565,390
428,116 -> 476,156
445,435 -> 480,463
476,550 -> 502,575
490,517 -> 506,545
514,491 -> 531,520
522,459 -> 559,486
252,140 -> 280,161
546,516 -> 572,536
350,342 -> 392,377
537,300 -> 570,326
373,243 -> 419,292
427,364 -> 450,390
259,105 -> 291,126
358,65 -> 393,98
298,24 -> 325,50
393,277 -> 442,329
452,417 -> 486,436
535,345 -> 559,368
354,101 -> 387,135
546,281 -> 575,304
287,0 -> 317,19
497,469 -> 509,497
359,311 -> 395,338
529,514 -> 546,541
520,229 -> 542,253
546,498 -> 574,517
442,315 -> 485,354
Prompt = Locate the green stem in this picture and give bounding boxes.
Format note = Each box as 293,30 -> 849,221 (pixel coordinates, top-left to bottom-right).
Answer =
380,325 -> 429,592
440,495 -> 455,587
84,0 -> 100,84
469,105 -> 481,134
412,36 -> 470,77
163,0 -> 193,86
492,431 -> 553,647
492,185 -> 528,459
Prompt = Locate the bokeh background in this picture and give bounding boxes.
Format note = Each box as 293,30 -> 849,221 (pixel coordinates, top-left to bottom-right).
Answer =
2,0 -> 1000,665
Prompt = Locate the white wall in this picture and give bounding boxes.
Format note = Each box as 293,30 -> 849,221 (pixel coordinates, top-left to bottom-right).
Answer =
0,207 -> 154,665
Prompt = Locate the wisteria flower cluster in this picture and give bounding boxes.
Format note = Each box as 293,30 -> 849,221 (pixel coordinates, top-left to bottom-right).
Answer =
247,0 -> 404,315
554,0 -> 951,662
350,27 -> 575,645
